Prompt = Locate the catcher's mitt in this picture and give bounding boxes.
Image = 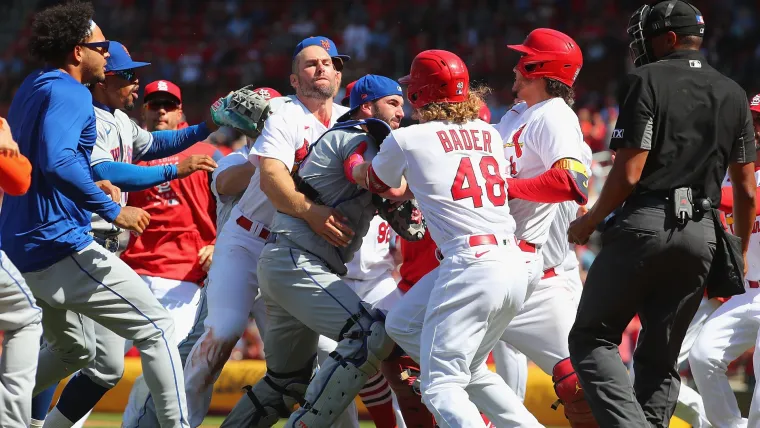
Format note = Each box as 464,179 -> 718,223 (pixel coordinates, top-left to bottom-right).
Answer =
210,86 -> 273,138
373,197 -> 426,242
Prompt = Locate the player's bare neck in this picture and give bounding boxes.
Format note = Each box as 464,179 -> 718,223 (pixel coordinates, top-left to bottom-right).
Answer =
298,94 -> 333,127
522,91 -> 553,109
59,64 -> 83,83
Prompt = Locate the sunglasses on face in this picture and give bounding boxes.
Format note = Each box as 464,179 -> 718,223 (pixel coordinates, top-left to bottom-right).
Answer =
78,41 -> 110,55
146,99 -> 179,111
105,69 -> 136,82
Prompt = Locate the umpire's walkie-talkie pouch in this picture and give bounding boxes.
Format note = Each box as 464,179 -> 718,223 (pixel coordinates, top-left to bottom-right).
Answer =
672,187 -> 694,224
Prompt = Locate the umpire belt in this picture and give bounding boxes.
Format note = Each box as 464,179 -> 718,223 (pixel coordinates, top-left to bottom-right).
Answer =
90,231 -> 120,253
235,215 -> 271,242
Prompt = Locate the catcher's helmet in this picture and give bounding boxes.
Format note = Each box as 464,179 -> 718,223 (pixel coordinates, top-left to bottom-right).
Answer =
507,28 -> 583,87
399,50 -> 469,109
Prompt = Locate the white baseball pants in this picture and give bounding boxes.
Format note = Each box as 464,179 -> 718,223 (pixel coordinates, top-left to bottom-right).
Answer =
385,235 -> 543,428
690,289 -> 760,428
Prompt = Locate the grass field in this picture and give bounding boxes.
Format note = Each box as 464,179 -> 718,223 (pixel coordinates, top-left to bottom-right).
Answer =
84,413 -> 379,427
84,413 -> 570,428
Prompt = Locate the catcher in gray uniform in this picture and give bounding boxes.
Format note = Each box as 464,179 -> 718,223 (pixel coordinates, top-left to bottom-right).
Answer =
221,75 -> 424,428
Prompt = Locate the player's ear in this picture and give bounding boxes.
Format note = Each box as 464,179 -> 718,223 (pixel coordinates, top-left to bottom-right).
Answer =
289,74 -> 298,91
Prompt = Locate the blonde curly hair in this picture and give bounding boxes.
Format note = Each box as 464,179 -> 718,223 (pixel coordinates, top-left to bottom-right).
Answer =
414,86 -> 492,125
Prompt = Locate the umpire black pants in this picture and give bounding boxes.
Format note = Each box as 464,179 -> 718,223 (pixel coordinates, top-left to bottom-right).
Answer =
568,204 -> 716,428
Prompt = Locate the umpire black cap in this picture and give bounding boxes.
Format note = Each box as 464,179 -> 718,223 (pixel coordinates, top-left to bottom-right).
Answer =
628,1 -> 705,67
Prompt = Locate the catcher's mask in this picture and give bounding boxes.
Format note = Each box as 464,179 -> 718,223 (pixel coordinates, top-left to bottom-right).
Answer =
628,4 -> 654,67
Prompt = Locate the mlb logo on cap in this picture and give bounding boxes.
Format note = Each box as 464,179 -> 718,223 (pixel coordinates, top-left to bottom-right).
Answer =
696,15 -> 704,24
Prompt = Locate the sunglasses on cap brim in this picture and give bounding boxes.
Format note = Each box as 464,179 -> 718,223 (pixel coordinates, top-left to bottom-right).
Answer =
105,69 -> 137,82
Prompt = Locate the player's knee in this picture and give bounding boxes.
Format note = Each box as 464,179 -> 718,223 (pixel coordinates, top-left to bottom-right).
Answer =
48,337 -> 97,368
93,353 -> 125,388
133,310 -> 177,346
337,303 -> 396,375
382,307 -> 408,345
204,311 -> 249,343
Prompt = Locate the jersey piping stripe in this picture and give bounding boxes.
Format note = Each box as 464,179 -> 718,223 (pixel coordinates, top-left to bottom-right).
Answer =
69,254 -> 188,426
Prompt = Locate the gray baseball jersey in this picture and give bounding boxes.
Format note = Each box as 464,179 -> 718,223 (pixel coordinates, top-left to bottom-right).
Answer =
270,121 -> 386,275
89,104 -> 154,233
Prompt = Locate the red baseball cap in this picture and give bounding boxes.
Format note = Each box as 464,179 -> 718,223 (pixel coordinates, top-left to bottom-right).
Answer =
144,80 -> 182,104
751,94 -> 760,114
251,87 -> 282,100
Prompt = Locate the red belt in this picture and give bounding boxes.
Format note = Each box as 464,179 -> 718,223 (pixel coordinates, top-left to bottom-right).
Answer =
235,216 -> 271,241
516,239 -> 538,253
468,234 -> 497,247
750,280 -> 759,289
542,267 -> 557,280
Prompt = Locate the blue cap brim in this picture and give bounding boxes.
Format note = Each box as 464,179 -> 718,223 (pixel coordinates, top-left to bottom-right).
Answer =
107,61 -> 151,72
337,107 -> 357,123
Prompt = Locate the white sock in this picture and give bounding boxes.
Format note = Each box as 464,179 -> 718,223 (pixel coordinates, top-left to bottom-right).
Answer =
30,418 -> 45,428
41,407 -> 74,428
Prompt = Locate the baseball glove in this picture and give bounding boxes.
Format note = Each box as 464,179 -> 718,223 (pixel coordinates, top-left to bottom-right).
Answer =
373,196 -> 426,242
210,86 -> 273,138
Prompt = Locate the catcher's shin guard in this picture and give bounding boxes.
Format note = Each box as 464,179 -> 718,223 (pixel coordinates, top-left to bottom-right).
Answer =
551,357 -> 599,428
286,304 -> 396,428
381,352 -> 436,428
219,359 -> 314,428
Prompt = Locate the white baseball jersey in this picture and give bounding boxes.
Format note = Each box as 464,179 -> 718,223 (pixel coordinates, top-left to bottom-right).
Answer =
497,99 -> 587,246
344,216 -> 396,281
90,103 -> 154,233
237,96 -> 349,226
542,143 -> 593,269
722,169 -> 760,282
371,119 -> 515,245
210,147 -> 248,229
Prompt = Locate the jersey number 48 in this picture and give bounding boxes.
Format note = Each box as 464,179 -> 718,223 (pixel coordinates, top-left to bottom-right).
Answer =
451,156 -> 507,208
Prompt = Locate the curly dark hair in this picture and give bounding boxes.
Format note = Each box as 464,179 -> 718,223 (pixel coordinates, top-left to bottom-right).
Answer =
545,78 -> 575,107
29,1 -> 95,65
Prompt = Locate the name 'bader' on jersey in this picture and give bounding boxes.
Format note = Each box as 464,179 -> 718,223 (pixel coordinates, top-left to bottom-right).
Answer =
436,128 -> 493,153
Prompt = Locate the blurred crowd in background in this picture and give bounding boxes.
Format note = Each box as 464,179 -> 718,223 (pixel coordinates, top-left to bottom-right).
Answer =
1,0 -> 758,387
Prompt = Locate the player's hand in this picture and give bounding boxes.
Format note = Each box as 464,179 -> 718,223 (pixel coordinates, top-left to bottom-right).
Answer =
96,180 -> 121,202
568,212 -> 597,246
113,206 -> 151,234
304,204 -> 354,247
0,117 -> 20,157
198,245 -> 214,272
178,154 -> 218,178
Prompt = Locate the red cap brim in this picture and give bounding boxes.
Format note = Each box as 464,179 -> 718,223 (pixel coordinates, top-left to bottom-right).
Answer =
398,75 -> 412,85
506,44 -> 535,55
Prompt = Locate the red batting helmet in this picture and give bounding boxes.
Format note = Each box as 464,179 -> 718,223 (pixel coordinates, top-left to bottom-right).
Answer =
341,80 -> 358,107
507,28 -> 583,87
399,50 -> 469,109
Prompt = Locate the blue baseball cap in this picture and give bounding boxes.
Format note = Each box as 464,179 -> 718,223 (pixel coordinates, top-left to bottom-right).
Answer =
337,74 -> 403,122
293,36 -> 350,70
105,41 -> 150,72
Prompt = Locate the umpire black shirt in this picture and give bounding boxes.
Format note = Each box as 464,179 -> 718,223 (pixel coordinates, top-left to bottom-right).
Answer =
610,49 -> 756,206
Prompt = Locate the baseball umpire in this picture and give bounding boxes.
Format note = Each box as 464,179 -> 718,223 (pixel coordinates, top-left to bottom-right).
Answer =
566,1 -> 757,426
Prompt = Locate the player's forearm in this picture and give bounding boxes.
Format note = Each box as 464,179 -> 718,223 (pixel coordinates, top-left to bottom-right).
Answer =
142,123 -> 212,161
259,157 -> 313,218
719,186 -> 760,215
92,161 -> 177,192
215,162 -> 255,196
351,161 -> 408,199
586,149 -> 648,227
507,169 -> 587,204
43,150 -> 121,222
728,162 -> 757,255
0,152 -> 32,196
